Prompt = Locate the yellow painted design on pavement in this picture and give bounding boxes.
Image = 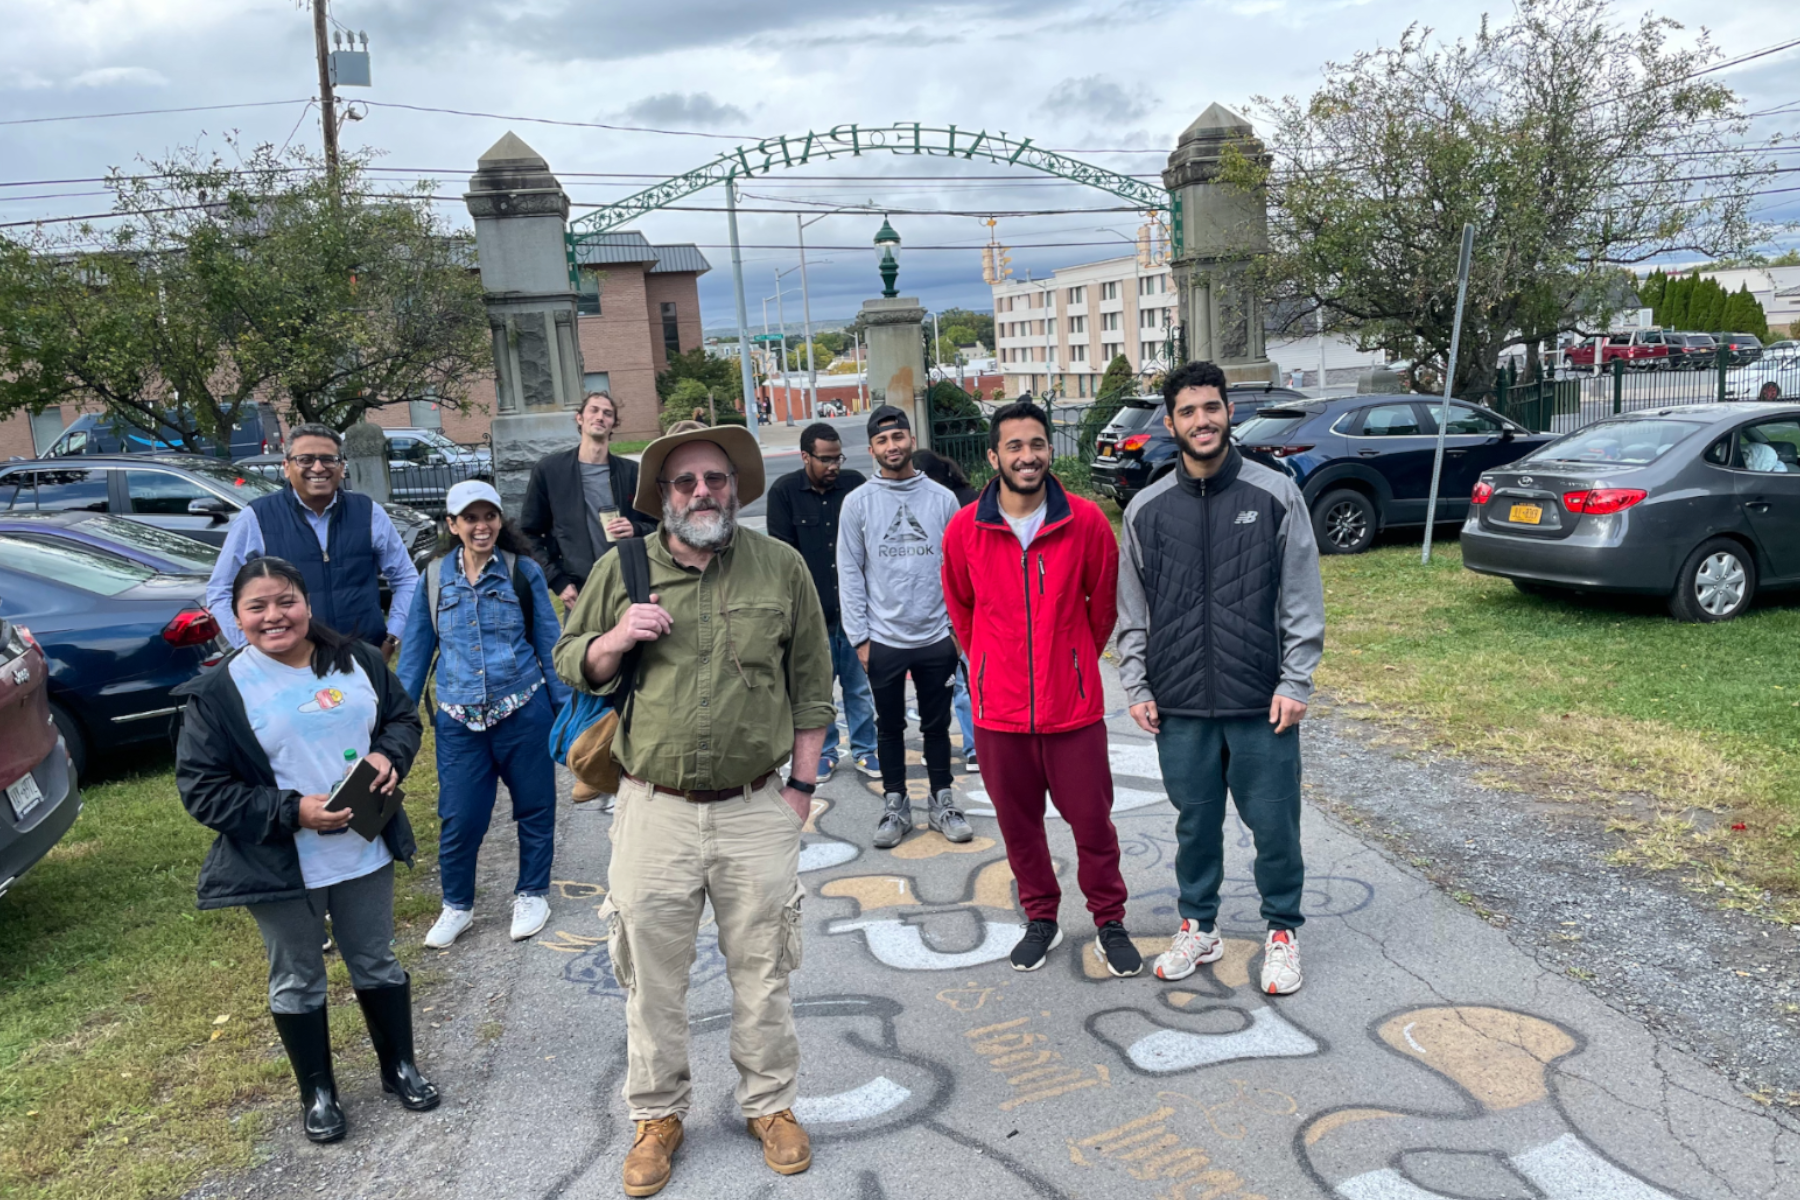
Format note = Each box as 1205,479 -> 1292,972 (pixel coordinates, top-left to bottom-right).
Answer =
1377,1007 -> 1577,1110
821,875 -> 921,910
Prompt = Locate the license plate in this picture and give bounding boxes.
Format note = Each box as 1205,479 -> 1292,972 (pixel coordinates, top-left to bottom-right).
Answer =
1098,442 -> 1114,457
1509,503 -> 1543,525
7,773 -> 44,821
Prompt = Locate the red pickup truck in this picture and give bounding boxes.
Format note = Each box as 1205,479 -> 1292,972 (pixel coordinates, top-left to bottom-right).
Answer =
1563,330 -> 1673,370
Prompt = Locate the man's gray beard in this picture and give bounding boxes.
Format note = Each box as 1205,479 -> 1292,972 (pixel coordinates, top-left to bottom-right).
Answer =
664,494 -> 738,550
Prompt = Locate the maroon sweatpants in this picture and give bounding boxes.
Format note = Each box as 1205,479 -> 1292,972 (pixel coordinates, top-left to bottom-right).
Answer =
973,720 -> 1128,928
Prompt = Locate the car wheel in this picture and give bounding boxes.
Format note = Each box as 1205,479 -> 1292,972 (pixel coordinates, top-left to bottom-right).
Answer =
49,702 -> 87,780
1668,538 -> 1756,623
1313,489 -> 1377,555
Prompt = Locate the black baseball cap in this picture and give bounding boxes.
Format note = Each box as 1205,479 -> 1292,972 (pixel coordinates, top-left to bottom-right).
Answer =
867,404 -> 912,438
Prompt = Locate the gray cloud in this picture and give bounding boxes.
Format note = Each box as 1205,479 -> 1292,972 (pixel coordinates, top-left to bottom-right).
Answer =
1039,75 -> 1150,124
616,92 -> 749,129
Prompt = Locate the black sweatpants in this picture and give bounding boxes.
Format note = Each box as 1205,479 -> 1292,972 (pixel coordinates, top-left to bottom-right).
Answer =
865,637 -> 958,796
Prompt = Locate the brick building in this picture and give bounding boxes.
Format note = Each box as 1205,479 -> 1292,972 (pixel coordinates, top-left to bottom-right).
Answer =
0,230 -> 708,458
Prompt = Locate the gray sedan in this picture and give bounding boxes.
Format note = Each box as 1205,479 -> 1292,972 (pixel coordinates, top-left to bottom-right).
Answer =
1461,403 -> 1800,621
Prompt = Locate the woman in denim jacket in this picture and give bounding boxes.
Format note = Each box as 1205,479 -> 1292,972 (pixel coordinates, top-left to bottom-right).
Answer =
397,481 -> 571,948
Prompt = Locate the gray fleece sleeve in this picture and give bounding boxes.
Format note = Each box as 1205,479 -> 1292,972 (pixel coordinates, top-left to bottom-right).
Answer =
1274,480 -> 1325,704
1115,502 -> 1154,706
836,488 -> 871,647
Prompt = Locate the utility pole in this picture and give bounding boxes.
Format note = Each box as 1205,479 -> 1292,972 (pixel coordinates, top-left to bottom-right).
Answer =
796,215 -> 818,423
311,0 -> 339,177
726,179 -> 761,443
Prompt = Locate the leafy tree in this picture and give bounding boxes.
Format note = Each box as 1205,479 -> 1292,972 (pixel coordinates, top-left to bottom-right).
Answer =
1662,274 -> 1693,329
657,346 -> 742,405
936,307 -> 994,348
1722,283 -> 1769,339
1225,0 -> 1782,396
1095,353 -> 1136,400
0,140 -> 490,446
1638,269 -> 1666,321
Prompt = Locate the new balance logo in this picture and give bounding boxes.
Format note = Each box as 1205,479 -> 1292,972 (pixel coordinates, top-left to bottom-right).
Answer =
1234,510 -> 1259,525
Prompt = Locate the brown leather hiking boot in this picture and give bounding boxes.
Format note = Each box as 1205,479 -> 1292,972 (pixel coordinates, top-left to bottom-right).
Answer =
622,1114 -> 684,1197
746,1108 -> 812,1175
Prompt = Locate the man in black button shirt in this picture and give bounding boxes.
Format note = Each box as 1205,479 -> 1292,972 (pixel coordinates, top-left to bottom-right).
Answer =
767,422 -> 875,781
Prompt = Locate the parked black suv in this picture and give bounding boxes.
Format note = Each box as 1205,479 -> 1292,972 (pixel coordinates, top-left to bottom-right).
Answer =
1089,384 -> 1307,505
1711,333 -> 1764,367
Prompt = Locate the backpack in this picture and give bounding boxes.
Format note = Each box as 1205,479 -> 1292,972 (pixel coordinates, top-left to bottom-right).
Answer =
426,549 -> 535,633
547,538 -> 653,797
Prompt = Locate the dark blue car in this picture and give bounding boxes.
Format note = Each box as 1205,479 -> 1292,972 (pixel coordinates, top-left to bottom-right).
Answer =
0,535 -> 225,776
0,511 -> 221,575
1233,395 -> 1554,554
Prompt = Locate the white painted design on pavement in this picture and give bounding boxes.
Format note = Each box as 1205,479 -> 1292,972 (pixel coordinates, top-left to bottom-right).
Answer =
792,1075 -> 912,1124
800,840 -> 859,872
1334,1134 -> 1679,1200
827,915 -> 1020,970
1513,1134 -> 1678,1199
961,785 -> 1166,819
1126,1006 -> 1318,1072
1108,742 -> 1163,780
1401,1021 -> 1427,1055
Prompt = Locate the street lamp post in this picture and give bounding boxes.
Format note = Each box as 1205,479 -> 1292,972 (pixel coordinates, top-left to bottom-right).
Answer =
874,216 -> 901,299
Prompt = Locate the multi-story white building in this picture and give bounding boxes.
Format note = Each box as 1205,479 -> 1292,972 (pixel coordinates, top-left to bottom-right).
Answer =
991,256 -> 1177,398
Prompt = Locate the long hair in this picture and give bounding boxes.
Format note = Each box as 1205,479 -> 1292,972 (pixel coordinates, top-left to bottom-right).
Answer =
913,448 -> 970,492
229,556 -> 357,679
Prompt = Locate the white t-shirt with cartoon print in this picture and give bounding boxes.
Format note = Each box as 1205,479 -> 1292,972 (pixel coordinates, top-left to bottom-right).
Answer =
229,645 -> 393,890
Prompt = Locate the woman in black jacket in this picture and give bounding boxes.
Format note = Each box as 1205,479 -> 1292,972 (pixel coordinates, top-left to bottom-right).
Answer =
175,556 -> 439,1144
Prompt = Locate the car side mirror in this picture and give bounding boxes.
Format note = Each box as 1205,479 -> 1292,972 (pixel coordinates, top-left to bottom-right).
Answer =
188,497 -> 233,522
1499,426 -> 1516,441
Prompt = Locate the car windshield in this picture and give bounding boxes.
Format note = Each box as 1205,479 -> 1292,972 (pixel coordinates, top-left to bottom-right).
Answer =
0,533 -> 157,596
1102,404 -> 1160,438
176,459 -> 283,498
75,514 -> 220,572
1529,419 -> 1706,465
1235,410 -> 1309,444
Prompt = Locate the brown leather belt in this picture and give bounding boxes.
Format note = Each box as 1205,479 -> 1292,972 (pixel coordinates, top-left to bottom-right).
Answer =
625,770 -> 778,804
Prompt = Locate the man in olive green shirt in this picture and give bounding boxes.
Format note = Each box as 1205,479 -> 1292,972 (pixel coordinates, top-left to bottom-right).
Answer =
554,426 -> 832,1198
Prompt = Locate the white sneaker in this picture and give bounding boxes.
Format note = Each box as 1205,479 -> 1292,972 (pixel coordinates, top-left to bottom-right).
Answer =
1261,929 -> 1302,995
425,906 -> 473,949
1153,919 -> 1224,981
511,895 -> 550,942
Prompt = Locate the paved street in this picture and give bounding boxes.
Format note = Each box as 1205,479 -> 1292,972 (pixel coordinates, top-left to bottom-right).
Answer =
192,660 -> 1800,1200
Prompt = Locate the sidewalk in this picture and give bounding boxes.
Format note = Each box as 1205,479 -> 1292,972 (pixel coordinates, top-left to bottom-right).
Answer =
191,659 -> 1800,1200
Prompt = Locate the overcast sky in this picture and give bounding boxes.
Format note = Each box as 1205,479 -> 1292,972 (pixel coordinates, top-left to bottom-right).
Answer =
2,0 -> 1795,333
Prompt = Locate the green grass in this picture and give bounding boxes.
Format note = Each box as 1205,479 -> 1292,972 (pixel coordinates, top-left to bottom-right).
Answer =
609,438 -> 655,455
0,735 -> 443,1200
1320,543 -> 1800,913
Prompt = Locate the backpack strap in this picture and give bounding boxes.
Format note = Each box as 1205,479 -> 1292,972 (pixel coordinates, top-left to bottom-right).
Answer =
612,538 -> 652,734
430,550 -> 537,634
426,555 -> 446,635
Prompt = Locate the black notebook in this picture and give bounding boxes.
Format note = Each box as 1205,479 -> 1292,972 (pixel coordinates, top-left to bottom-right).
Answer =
324,757 -> 404,842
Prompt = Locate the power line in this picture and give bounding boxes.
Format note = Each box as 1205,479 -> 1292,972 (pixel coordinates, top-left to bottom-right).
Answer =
0,98 -> 311,127
356,100 -> 762,141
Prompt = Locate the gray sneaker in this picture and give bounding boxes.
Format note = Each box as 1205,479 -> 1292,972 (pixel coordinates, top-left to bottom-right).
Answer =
872,793 -> 912,849
928,789 -> 974,843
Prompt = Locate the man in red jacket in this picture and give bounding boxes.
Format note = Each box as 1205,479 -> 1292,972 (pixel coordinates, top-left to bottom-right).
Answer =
941,401 -> 1139,976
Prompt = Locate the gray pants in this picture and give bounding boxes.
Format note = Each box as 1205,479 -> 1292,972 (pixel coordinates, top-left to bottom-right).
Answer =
247,862 -> 405,1013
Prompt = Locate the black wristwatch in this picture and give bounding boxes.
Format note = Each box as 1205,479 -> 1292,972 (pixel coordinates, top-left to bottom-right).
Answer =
785,776 -> 817,795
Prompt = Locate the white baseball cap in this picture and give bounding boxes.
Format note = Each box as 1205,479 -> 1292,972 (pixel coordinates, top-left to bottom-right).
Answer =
445,479 -> 504,516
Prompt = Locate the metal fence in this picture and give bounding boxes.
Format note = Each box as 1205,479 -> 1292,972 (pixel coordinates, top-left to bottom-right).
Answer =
1488,356 -> 1793,434
926,391 -> 1126,479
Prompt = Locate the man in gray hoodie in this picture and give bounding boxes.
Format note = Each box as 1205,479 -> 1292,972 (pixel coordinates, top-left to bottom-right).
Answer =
838,405 -> 973,849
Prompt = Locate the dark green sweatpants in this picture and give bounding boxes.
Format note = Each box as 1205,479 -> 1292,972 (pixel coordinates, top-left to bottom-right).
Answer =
1155,714 -> 1305,932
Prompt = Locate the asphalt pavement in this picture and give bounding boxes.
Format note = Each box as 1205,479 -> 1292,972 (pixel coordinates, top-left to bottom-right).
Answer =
189,657 -> 1800,1200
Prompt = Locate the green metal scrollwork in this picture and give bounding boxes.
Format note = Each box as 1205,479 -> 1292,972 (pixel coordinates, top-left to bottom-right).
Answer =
567,123 -> 1177,253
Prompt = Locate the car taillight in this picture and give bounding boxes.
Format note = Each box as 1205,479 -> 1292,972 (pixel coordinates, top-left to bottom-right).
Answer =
1272,445 -> 1314,458
1563,488 -> 1646,515
1471,480 -> 1494,505
15,625 -> 38,650
1118,433 -> 1152,453
163,608 -> 221,648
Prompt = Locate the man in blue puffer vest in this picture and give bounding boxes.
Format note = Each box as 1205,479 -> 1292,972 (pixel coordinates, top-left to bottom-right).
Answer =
206,423 -> 420,656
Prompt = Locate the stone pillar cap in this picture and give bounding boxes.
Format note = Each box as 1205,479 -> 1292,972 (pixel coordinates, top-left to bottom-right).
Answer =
1178,103 -> 1256,144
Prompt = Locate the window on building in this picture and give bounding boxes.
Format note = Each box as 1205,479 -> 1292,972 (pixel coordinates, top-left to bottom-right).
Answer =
1047,345 -> 1057,363
583,371 -> 611,396
576,269 -> 601,316
1102,311 -> 1122,332
1141,340 -> 1163,363
408,396 -> 443,428
661,301 -> 681,358
29,407 -> 63,455
1068,315 -> 1086,334
1140,308 -> 1163,329
1137,275 -> 1166,297
1071,344 -> 1087,362
1067,285 -> 1085,304
1102,341 -> 1123,363
1101,281 -> 1120,301
1046,319 -> 1056,336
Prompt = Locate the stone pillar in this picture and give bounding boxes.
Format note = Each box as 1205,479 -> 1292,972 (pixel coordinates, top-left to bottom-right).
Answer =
860,297 -> 930,449
341,421 -> 390,503
463,132 -> 584,512
1163,104 -> 1279,386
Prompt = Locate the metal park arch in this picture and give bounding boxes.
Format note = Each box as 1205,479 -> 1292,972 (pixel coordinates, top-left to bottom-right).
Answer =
564,122 -> 1178,252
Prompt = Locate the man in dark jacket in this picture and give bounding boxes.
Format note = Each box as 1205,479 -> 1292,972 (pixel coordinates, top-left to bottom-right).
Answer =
204,423 -> 420,654
766,421 -> 875,780
1116,360 -> 1325,996
520,391 -> 658,610
941,401 -> 1136,976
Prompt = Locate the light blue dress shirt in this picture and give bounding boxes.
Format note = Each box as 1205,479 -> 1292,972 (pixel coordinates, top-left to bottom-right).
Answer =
204,489 -> 420,648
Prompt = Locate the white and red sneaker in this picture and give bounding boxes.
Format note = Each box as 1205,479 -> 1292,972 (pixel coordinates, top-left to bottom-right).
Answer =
1261,929 -> 1302,995
1153,919 -> 1224,981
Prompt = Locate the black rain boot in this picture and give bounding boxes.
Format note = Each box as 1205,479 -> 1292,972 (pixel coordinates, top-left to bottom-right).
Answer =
270,1007 -> 347,1143
355,973 -> 441,1111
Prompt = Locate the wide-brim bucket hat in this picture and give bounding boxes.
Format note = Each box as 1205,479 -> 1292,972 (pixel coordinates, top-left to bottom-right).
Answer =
632,423 -> 766,516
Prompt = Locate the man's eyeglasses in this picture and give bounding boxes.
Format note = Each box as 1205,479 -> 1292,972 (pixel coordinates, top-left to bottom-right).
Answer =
806,452 -> 845,465
659,470 -> 735,495
287,454 -> 344,468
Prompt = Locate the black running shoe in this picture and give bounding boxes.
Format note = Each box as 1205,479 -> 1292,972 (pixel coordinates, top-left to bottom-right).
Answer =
1095,921 -> 1143,977
1010,920 -> 1062,971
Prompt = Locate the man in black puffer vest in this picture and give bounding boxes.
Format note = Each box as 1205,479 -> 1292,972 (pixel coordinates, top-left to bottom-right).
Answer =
1117,360 -> 1324,996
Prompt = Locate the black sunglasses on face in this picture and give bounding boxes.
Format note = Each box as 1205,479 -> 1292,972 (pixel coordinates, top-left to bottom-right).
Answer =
659,470 -> 735,495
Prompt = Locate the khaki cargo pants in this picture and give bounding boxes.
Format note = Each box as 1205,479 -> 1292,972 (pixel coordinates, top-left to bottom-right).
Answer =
600,774 -> 805,1120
